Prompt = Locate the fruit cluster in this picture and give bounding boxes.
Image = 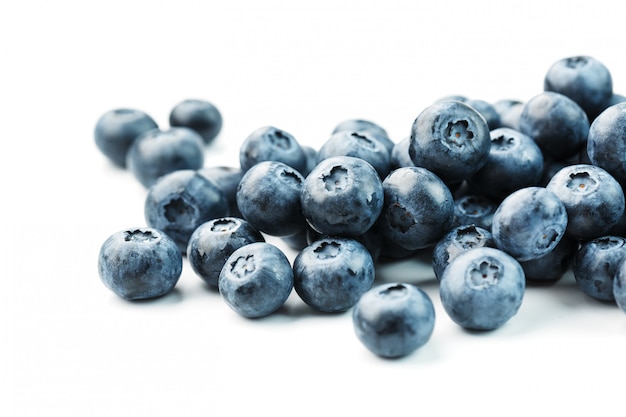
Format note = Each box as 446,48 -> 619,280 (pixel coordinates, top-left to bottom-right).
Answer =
96,55 -> 626,359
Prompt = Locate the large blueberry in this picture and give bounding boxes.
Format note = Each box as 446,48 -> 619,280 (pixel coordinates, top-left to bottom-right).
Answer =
572,236 -> 626,302
301,156 -> 383,237
219,242 -> 294,318
98,227 -> 182,300
293,237 -> 374,313
587,102 -> 626,187
187,217 -> 265,287
127,127 -> 205,188
94,108 -> 158,168
169,98 -> 222,145
546,164 -> 625,240
352,283 -> 435,358
239,126 -> 308,174
432,224 -> 495,281
144,170 -> 229,253
378,166 -> 454,251
409,100 -> 491,184
544,55 -> 613,121
236,160 -> 307,237
491,187 -> 568,262
439,247 -> 525,330
518,91 -> 590,160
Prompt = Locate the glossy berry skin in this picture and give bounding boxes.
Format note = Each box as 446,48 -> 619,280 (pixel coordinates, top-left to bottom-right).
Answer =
452,194 -> 496,231
236,161 -> 307,237
197,166 -> 244,218
144,170 -> 229,253
572,236 -> 626,302
378,166 -> 454,251
317,130 -> 391,179
518,92 -> 590,160
352,283 -> 435,358
301,156 -> 383,238
520,235 -> 577,283
219,242 -> 294,318
544,55 -> 613,121
98,227 -> 182,300
187,217 -> 265,287
467,127 -> 544,201
331,118 -> 394,153
587,102 -> 626,187
293,237 -> 374,313
239,126 -> 308,174
127,127 -> 205,188
546,164 -> 625,240
491,187 -> 568,262
409,100 -> 491,184
432,224 -> 495,281
94,108 -> 158,168
169,99 -> 222,145
613,258 -> 626,313
439,247 -> 525,330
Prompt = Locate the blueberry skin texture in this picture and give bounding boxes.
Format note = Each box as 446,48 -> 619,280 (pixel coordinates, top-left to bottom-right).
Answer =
169,98 -> 222,145
98,227 -> 182,300
317,130 -> 391,179
587,102 -> 626,187
544,55 -> 613,121
518,91 -> 590,160
144,170 -> 229,253
378,166 -> 455,251
452,194 -> 496,231
467,127 -> 544,201
187,217 -> 265,287
236,160 -> 307,237
439,247 -> 525,330
94,108 -> 158,168
465,99 -> 501,130
432,224 -> 495,281
293,237 -> 375,313
219,242 -> 294,318
613,258 -> 626,313
331,118 -> 395,153
390,136 -> 414,169
491,187 -> 568,262
239,126 -> 308,174
520,235 -> 577,283
573,236 -> 626,302
127,127 -> 205,188
546,164 -> 625,240
301,156 -> 383,237
352,283 -> 435,358
409,100 -> 491,183
197,166 -> 244,218
493,99 -> 524,131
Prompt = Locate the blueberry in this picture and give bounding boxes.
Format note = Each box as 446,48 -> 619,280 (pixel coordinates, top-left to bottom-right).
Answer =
293,237 -> 374,313
546,164 -> 625,240
218,242 -> 294,318
544,55 -> 613,120
197,166 -> 244,218
239,126 -> 308,174
520,235 -> 577,283
187,217 -> 265,287
127,127 -> 205,188
491,187 -> 568,262
94,108 -> 158,168
169,98 -> 222,145
467,127 -> 544,201
409,100 -> 491,184
331,118 -> 395,153
465,98 -> 501,130
301,156 -> 383,237
317,130 -> 391,179
572,236 -> 626,302
144,169 -> 229,253
493,99 -> 524,131
236,160 -> 307,237
98,227 -> 182,300
301,145 -> 319,177
432,224 -> 495,281
378,166 -> 454,251
587,102 -> 626,187
390,136 -> 414,169
439,247 -> 525,330
452,194 -> 497,231
613,257 -> 626,313
352,283 -> 435,358
518,91 -> 590,160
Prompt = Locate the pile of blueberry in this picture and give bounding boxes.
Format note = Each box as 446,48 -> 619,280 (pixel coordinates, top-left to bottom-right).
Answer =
96,56 -> 626,359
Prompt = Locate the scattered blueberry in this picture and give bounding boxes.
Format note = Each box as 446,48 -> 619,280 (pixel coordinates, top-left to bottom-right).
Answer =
520,235 -> 578,283
197,166 -> 244,218
352,283 -> 435,358
390,136 -> 414,169
239,126 -> 308,174
587,102 -> 626,187
432,224 -> 495,281
331,118 -> 395,153
452,194 -> 497,231
169,98 -> 223,145
465,98 -> 501,130
572,236 -> 626,302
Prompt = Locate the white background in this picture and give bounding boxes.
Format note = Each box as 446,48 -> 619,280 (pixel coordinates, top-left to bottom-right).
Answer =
2,1 -> 626,416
